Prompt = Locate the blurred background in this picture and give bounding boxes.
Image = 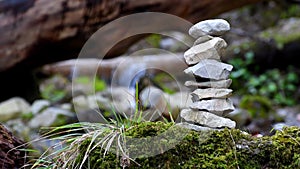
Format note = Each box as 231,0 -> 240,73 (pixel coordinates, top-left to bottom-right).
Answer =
1,0 -> 300,151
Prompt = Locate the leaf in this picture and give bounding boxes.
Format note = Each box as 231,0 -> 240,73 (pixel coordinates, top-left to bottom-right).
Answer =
94,77 -> 107,92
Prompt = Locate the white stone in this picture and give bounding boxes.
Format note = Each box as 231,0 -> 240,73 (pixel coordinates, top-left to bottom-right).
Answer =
180,109 -> 236,128
31,100 -> 51,114
184,59 -> 233,80
0,97 -> 30,122
191,88 -> 232,101
184,37 -> 227,65
189,19 -> 230,38
184,79 -> 232,88
29,107 -> 74,128
189,98 -> 235,116
60,103 -> 72,111
193,35 -> 213,46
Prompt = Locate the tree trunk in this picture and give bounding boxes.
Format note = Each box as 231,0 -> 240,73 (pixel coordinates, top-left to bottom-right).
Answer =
0,124 -> 26,169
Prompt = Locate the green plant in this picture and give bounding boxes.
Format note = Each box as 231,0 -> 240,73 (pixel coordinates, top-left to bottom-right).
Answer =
29,82 -> 149,168
239,95 -> 272,118
40,84 -> 67,102
229,52 -> 299,106
280,5 -> 300,19
74,76 -> 107,92
145,34 -> 162,48
29,123 -> 300,168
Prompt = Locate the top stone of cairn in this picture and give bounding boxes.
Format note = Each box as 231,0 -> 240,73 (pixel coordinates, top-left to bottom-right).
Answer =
189,19 -> 230,38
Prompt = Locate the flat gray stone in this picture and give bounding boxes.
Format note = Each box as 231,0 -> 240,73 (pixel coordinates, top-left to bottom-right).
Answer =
29,107 -> 75,128
191,88 -> 232,101
184,79 -> 232,88
189,98 -> 235,116
189,19 -> 230,38
184,37 -> 227,65
184,59 -> 233,80
180,109 -> 236,128
31,99 -> 51,115
193,35 -> 213,46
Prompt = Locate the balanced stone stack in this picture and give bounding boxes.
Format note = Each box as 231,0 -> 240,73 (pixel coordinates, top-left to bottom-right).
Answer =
180,19 -> 236,130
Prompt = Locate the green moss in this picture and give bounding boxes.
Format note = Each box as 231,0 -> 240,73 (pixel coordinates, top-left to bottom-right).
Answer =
239,95 -> 272,118
76,122 -> 300,169
74,76 -> 107,92
259,18 -> 300,50
260,31 -> 300,49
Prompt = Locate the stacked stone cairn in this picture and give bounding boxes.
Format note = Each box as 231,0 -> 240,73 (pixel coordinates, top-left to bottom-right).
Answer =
180,19 -> 236,130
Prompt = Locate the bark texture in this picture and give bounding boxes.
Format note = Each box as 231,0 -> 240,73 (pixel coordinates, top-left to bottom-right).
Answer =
0,124 -> 25,169
0,0 -> 262,72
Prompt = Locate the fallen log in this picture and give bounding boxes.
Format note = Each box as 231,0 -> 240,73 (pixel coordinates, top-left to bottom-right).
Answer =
0,0 -> 262,72
41,53 -> 188,85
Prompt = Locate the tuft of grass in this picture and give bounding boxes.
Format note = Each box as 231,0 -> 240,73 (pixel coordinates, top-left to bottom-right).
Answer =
28,82 -> 151,168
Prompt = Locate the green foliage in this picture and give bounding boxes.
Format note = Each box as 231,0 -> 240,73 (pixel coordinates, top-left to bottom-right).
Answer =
229,53 -> 299,106
74,76 -> 107,92
30,121 -> 300,168
40,84 -> 67,102
280,5 -> 300,19
239,95 -> 272,118
76,122 -> 300,169
21,112 -> 34,121
260,30 -> 300,49
146,34 -> 162,48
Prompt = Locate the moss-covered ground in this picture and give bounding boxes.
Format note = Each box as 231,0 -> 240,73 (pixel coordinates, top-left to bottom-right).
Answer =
77,122 -> 300,169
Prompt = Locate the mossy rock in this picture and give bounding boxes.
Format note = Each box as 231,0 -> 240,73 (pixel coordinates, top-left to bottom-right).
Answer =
77,122 -> 300,169
259,18 -> 300,49
239,95 -> 273,118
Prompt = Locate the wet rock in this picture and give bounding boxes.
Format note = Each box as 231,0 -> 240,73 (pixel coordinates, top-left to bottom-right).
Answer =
189,19 -> 230,38
180,108 -> 236,128
193,35 -> 213,46
31,99 -> 51,114
191,88 -> 232,101
189,98 -> 234,116
184,37 -> 227,65
185,79 -> 232,88
184,59 -> 233,80
29,107 -> 75,128
0,97 -> 30,122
